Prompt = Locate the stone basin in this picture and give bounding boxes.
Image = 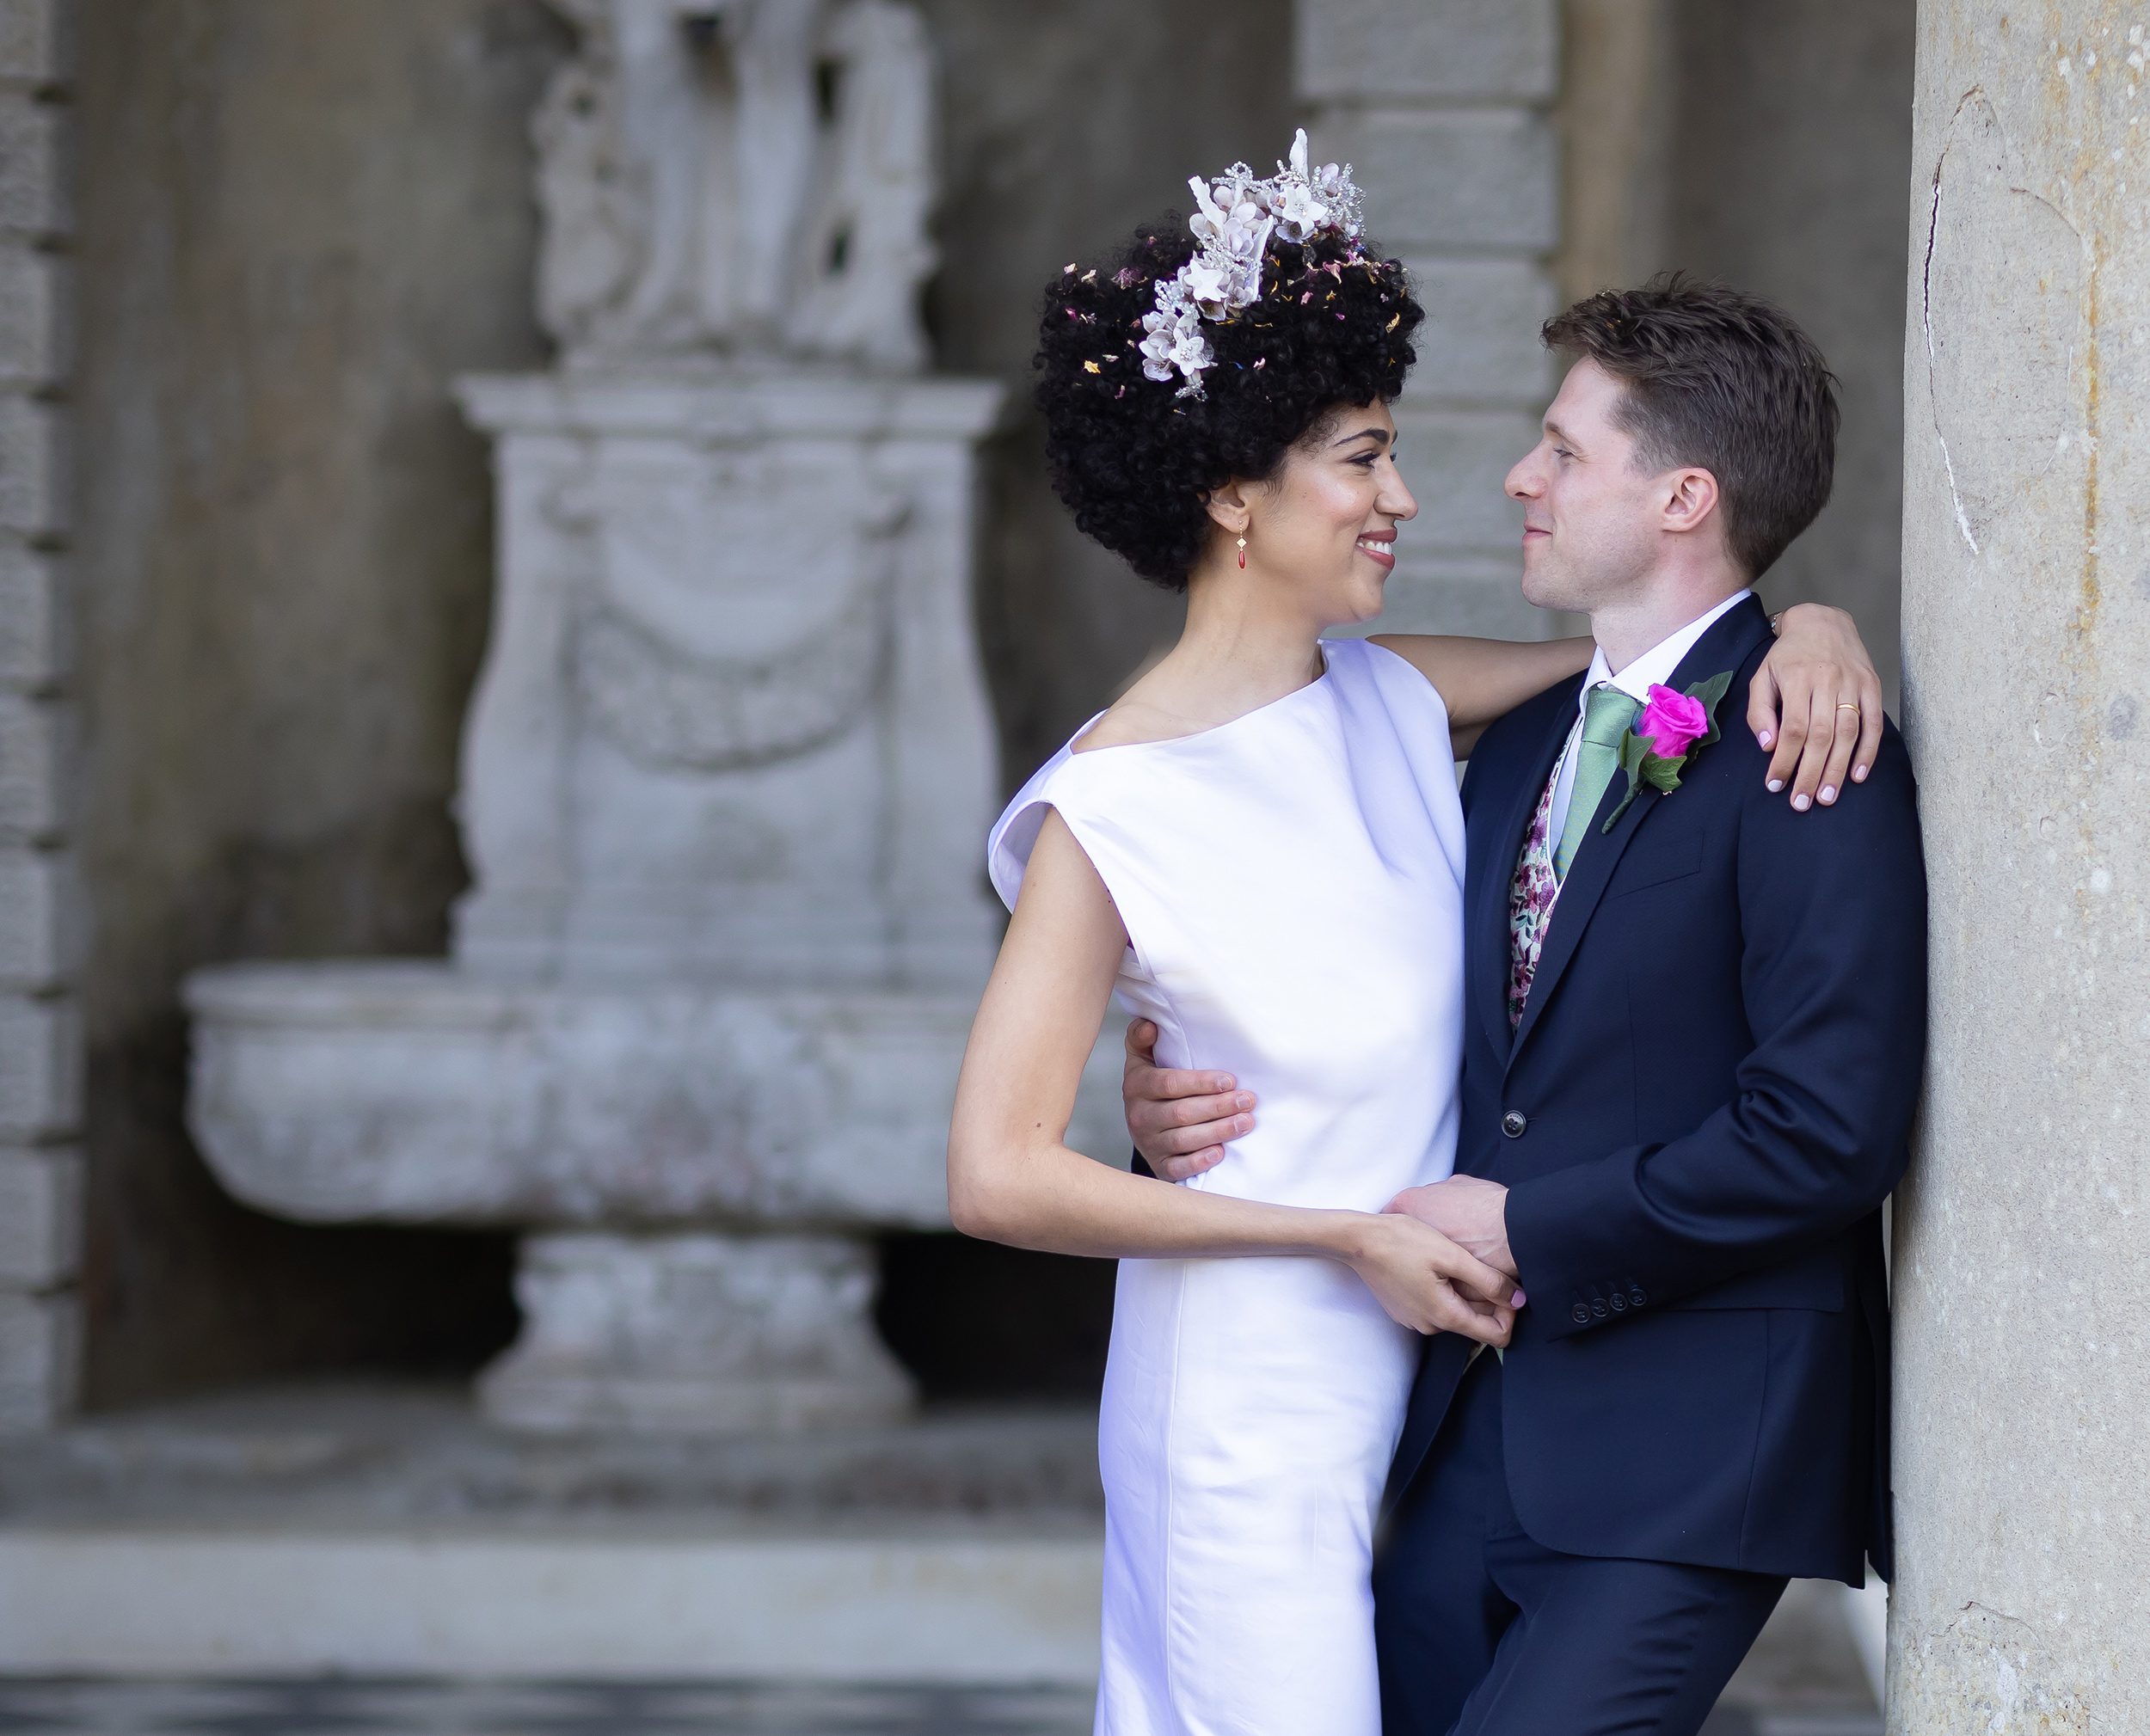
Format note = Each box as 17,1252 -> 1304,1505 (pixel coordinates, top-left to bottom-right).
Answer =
186,960 -> 1126,1436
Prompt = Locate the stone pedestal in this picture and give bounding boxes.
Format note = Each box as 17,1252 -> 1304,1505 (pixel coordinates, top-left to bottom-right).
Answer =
480,1232 -> 912,1436
1890,4 -> 2150,1726
449,371 -> 1006,992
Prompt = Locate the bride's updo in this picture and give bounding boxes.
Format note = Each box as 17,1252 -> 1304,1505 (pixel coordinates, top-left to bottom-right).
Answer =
1035,150 -> 1423,591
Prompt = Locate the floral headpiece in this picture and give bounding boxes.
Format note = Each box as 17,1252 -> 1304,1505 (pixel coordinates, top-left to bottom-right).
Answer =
1137,129 -> 1367,400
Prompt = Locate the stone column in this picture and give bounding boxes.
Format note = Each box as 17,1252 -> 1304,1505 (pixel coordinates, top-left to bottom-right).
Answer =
1295,0 -> 1561,640
0,0 -> 79,1435
1890,5 -> 2150,1726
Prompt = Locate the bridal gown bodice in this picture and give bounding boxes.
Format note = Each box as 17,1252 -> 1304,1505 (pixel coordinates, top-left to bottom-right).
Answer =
989,637 -> 1467,1736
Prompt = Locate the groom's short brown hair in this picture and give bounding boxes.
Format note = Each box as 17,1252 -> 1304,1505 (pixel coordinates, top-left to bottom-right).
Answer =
1541,274 -> 1838,580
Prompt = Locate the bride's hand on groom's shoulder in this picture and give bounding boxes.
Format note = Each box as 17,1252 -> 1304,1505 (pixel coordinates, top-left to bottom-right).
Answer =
1346,1213 -> 1520,1346
1750,602 -> 1886,812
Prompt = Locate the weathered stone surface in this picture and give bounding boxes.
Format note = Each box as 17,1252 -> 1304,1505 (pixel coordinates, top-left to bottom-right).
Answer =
535,0 -> 937,371
0,89 -> 67,233
0,538 -> 64,686
1295,0 -> 1557,102
0,0 -> 73,83
0,392 -> 65,534
1891,4 -> 2150,1725
185,962 -> 1126,1232
0,1144 -> 80,1287
0,244 -> 65,383
451,371 -> 1005,988
0,1286 -> 77,1432
1301,108 -> 1557,252
479,1231 -> 917,1437
0,845 -> 74,985
0,691 -> 67,838
0,991 -> 77,1138
1400,257 -> 1557,405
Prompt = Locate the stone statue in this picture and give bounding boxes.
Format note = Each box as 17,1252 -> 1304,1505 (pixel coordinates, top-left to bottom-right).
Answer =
535,0 -> 937,370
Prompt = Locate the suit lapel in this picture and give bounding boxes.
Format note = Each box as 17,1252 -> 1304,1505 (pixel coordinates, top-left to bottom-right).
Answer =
1470,686 -> 1579,1063
1505,597 -> 1773,1071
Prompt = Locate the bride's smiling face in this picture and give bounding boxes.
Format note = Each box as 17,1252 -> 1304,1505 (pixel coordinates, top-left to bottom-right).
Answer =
1215,400 -> 1419,626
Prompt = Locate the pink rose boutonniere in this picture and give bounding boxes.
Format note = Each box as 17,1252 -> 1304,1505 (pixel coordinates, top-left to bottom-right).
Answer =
1602,670 -> 1735,831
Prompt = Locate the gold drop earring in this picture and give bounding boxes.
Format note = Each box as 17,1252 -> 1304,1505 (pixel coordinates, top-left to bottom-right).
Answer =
1237,535 -> 1248,569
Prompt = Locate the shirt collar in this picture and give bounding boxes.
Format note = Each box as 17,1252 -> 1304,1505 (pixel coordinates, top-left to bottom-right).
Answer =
1576,589 -> 1754,719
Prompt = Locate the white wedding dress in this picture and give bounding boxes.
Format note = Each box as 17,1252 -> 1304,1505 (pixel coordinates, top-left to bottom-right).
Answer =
989,637 -> 1467,1736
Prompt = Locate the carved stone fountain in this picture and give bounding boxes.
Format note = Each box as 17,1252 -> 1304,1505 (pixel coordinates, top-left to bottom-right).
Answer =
185,0 -> 1101,1436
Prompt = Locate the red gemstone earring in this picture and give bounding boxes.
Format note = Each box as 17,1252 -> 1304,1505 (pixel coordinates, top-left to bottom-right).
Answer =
1237,536 -> 1248,569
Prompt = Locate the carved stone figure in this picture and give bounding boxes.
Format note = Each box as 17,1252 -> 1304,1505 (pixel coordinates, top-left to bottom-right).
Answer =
534,0 -> 936,370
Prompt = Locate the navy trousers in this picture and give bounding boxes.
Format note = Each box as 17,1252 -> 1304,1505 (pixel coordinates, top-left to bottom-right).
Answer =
1373,1354 -> 1788,1736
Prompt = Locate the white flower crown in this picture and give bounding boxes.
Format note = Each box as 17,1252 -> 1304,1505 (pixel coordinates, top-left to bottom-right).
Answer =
1137,129 -> 1367,400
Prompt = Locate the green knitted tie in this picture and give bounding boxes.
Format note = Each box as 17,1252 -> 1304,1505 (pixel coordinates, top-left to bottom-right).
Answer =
1553,686 -> 1643,880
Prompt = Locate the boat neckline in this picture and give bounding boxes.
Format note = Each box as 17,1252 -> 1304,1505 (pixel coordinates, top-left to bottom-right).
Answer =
1066,642 -> 1337,759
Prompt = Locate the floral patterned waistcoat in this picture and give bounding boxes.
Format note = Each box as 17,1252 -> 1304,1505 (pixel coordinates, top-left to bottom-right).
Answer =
1507,762 -> 1565,1028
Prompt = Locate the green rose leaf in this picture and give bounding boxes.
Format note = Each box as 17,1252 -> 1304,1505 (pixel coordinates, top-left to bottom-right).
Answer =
1640,751 -> 1685,794
1686,670 -> 1734,751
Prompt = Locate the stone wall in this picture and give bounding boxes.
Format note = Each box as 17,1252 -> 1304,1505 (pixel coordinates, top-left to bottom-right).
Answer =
0,0 -> 80,1432
1666,0 -> 1918,698
922,0 -> 1295,777
1299,0 -> 1561,646
69,0 -> 556,1405
1557,0 -> 1915,697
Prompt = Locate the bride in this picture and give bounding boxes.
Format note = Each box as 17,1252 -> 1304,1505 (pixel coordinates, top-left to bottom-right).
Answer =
947,135 -> 1877,1736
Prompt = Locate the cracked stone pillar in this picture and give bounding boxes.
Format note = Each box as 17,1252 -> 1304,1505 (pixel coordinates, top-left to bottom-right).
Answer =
1890,5 -> 2150,1727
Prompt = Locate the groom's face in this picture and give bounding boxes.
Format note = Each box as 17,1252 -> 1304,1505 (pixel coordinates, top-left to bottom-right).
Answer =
1506,358 -> 1667,615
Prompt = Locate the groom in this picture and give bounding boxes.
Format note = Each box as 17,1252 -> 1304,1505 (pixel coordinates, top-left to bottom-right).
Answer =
1125,277 -> 1926,1733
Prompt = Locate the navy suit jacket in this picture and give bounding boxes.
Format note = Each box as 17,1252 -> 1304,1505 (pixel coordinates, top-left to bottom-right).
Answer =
1385,596 -> 1926,1586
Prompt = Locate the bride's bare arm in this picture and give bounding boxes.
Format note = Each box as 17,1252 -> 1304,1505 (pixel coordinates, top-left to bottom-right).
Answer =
1368,632 -> 1591,754
947,810 -> 1517,1343
1373,602 -> 1885,801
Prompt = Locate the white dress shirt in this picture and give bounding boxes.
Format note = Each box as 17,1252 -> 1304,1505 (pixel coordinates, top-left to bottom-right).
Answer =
1545,590 -> 1754,844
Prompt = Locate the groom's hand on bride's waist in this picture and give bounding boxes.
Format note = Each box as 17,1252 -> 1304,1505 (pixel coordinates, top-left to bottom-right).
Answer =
1123,1018 -> 1256,1182
1385,1177 -> 1520,1288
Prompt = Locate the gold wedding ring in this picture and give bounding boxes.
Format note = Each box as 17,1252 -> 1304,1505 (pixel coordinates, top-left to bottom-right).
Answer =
1836,702 -> 1861,715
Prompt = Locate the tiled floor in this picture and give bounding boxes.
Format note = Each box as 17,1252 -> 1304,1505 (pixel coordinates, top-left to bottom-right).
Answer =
0,1680 -> 1879,1736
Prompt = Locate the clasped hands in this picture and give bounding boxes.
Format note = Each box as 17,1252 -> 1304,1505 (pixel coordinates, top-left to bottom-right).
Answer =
1123,1021 -> 1524,1346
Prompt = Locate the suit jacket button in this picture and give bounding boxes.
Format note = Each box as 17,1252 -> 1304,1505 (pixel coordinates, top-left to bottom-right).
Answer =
1501,1111 -> 1527,1138
1609,1293 -> 1627,1312
1630,1287 -> 1648,1307
1570,1304 -> 1591,1325
1590,1298 -> 1609,1318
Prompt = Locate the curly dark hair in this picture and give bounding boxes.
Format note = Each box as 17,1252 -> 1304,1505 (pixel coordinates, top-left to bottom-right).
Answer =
1034,220 -> 1424,590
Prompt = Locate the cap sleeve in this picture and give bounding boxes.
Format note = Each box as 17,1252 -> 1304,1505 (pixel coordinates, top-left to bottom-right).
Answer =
986,748 -> 1167,985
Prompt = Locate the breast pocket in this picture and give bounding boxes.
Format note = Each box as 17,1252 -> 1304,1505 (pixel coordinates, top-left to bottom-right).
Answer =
1606,832 -> 1704,899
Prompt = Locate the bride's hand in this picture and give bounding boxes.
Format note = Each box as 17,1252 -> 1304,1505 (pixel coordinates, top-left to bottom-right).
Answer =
1343,1213 -> 1520,1346
1748,602 -> 1884,810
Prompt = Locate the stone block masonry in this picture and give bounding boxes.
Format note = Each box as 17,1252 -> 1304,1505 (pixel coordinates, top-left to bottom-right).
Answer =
1294,0 -> 1560,646
0,0 -> 76,1434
